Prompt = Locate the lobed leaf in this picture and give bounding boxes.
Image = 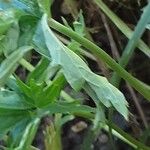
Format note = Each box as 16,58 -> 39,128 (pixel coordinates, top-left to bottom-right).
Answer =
41,14 -> 128,119
48,18 -> 150,101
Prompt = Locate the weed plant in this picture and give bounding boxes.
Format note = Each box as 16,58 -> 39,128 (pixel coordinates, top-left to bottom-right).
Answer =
0,0 -> 150,149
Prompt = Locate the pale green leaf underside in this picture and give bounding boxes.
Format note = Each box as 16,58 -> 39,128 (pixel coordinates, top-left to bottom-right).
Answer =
41,14 -> 128,119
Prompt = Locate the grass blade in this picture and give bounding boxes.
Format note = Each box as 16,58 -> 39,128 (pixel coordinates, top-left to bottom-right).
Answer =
93,0 -> 150,58
111,1 -> 150,86
0,46 -> 33,87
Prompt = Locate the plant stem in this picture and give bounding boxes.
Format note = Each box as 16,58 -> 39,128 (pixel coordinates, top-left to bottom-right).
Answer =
48,18 -> 150,101
19,58 -> 35,72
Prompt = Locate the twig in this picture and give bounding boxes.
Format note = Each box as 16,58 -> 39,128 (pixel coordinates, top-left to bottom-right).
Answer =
100,12 -> 120,60
126,83 -> 148,128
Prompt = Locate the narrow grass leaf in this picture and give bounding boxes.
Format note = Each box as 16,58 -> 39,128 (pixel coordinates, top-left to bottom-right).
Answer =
42,102 -> 95,115
93,0 -> 150,58
27,57 -> 50,83
0,46 -> 33,87
32,22 -> 51,60
111,1 -> 150,87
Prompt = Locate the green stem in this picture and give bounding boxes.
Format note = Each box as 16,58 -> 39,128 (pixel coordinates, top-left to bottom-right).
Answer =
48,18 -> 150,101
19,58 -> 35,72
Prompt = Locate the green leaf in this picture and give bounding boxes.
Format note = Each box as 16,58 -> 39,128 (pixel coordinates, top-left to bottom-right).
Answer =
0,9 -> 18,35
0,46 -> 33,87
15,118 -> 40,150
18,15 -> 38,46
0,87 -> 35,143
0,90 -> 32,110
48,18 -> 150,101
41,102 -> 95,116
83,83 -> 106,122
68,10 -> 85,55
7,118 -> 31,148
2,22 -> 19,56
0,116 -> 25,140
32,21 -> 51,60
81,69 -> 128,119
73,10 -> 85,36
0,0 -> 41,17
17,77 -> 39,106
6,76 -> 21,93
40,72 -> 66,106
37,0 -> 53,17
42,15 -> 87,90
41,14 -> 128,119
0,109 -> 30,140
27,57 -> 50,83
17,73 -> 64,107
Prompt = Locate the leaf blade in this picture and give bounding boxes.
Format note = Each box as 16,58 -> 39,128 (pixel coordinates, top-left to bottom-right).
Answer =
0,46 -> 33,87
